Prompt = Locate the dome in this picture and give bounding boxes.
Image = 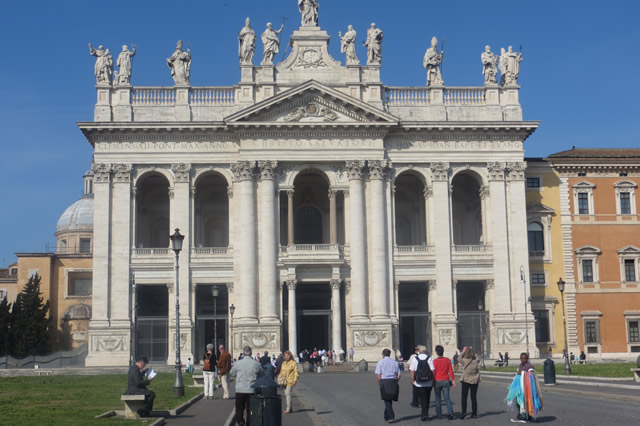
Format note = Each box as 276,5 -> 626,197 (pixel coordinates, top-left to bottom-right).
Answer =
56,196 -> 94,233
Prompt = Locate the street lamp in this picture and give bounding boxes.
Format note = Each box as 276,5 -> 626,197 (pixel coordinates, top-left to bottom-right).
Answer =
170,228 -> 185,397
557,278 -> 572,375
212,285 -> 219,357
229,304 -> 235,359
478,300 -> 486,370
521,265 -> 531,356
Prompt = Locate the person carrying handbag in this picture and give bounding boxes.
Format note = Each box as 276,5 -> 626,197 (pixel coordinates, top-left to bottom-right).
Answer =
459,346 -> 481,419
277,351 -> 299,414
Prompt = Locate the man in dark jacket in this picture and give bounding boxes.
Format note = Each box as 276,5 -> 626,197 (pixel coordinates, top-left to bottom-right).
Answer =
125,356 -> 155,417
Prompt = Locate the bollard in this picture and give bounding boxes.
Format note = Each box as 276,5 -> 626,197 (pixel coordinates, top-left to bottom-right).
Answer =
358,359 -> 368,372
543,358 -> 556,385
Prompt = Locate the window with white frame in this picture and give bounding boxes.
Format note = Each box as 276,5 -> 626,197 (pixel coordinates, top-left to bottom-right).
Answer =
618,245 -> 640,283
526,176 -> 542,190
581,311 -> 602,354
576,246 -> 601,283
585,319 -> 600,343
526,203 -> 554,262
66,270 -> 92,297
614,180 -> 637,215
572,181 -> 595,215
624,311 -> 640,352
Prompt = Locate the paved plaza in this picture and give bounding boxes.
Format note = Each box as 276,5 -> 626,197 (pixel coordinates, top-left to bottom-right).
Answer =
167,370 -> 640,426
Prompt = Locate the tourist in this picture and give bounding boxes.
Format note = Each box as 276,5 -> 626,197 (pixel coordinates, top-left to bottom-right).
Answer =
376,348 -> 401,423
579,351 -> 587,364
186,357 -> 193,374
433,345 -> 456,420
459,346 -> 481,419
125,356 -> 155,418
409,345 -> 435,421
452,351 -> 459,372
203,344 -> 217,400
408,346 -> 420,408
508,352 -> 541,423
260,350 -> 271,366
278,350 -> 300,414
217,344 -> 232,399
231,346 -> 264,426
349,347 -> 355,363
339,348 -> 345,362
274,352 -> 284,375
504,352 -> 510,367
498,352 -> 504,363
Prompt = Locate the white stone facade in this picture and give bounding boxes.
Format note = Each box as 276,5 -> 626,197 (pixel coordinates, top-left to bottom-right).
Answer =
80,20 -> 539,366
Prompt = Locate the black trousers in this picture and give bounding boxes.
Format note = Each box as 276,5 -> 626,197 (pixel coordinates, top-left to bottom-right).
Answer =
460,382 -> 478,415
415,385 -> 432,420
383,399 -> 395,421
235,393 -> 252,425
411,384 -> 419,405
143,390 -> 155,414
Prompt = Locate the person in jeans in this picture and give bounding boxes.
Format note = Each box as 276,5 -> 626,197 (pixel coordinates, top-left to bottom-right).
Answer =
230,346 -> 264,426
409,345 -> 435,421
217,344 -> 232,399
375,348 -> 401,423
433,344 -> 456,420
202,344 -> 217,399
278,350 -> 299,413
459,346 -> 480,419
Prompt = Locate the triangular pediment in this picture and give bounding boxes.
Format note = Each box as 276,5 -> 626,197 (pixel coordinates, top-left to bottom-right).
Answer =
225,80 -> 399,127
572,180 -> 595,189
618,245 -> 640,254
527,202 -> 555,215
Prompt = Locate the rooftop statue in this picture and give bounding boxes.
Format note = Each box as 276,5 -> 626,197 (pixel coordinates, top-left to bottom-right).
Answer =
89,43 -> 113,85
499,46 -> 522,86
115,45 -> 136,86
167,40 -> 191,86
339,25 -> 359,65
423,36 -> 444,86
261,22 -> 284,65
298,0 -> 319,26
238,17 -> 257,65
481,45 -> 498,86
364,23 -> 383,65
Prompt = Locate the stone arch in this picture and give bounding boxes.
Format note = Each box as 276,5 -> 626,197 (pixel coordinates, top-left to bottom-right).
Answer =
194,171 -> 229,247
193,166 -> 234,188
133,167 -> 175,188
394,170 -> 427,246
282,164 -> 339,188
451,170 -> 484,245
135,172 -> 171,248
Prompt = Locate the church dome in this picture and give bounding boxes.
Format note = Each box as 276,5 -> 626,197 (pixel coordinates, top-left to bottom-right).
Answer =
56,196 -> 94,233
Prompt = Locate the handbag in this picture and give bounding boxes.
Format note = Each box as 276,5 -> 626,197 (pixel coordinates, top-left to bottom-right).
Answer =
278,374 -> 287,386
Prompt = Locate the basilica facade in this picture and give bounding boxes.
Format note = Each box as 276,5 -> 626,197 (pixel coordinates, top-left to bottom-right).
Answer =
80,11 -> 538,366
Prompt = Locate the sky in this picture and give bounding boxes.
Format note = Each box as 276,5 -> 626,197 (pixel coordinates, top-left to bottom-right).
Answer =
0,0 -> 639,265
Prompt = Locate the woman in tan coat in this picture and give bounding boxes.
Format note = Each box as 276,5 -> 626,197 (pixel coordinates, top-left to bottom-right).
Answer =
459,346 -> 481,419
278,350 -> 299,413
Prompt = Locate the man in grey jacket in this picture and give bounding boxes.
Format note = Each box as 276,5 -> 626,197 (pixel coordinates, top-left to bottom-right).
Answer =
230,346 -> 264,425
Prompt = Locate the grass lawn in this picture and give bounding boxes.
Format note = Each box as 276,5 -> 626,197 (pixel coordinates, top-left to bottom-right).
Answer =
482,362 -> 634,378
0,372 -> 201,426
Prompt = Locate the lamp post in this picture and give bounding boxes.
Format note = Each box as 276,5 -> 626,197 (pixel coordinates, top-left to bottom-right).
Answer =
557,278 -> 572,375
212,285 -> 219,357
520,265 -> 530,355
229,304 -> 235,359
170,228 -> 185,397
478,300 -> 486,370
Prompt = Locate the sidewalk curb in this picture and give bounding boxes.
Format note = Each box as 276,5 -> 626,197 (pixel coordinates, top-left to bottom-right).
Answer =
293,386 -> 326,426
169,392 -> 204,416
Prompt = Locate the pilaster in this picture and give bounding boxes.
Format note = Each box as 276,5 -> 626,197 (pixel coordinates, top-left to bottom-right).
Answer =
111,164 -> 132,327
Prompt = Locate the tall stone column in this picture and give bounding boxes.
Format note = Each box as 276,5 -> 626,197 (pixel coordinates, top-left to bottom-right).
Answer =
484,279 -> 496,357
330,279 -> 342,352
430,162 -> 457,354
287,190 -> 294,245
368,160 -> 390,320
487,163 -> 512,312
424,187 -> 433,245
232,161 -> 258,323
346,160 -> 368,320
258,161 -> 279,323
111,164 -> 132,327
287,280 -> 298,356
329,189 -> 338,245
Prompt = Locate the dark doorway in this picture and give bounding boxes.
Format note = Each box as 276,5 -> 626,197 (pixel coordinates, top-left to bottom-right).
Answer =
136,285 -> 169,362
295,206 -> 323,244
398,282 -> 431,356
284,283 -> 331,352
456,281 -> 488,356
195,285 -> 229,362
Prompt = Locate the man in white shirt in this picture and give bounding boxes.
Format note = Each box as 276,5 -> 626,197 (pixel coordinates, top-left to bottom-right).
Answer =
409,345 -> 435,421
407,346 -> 420,407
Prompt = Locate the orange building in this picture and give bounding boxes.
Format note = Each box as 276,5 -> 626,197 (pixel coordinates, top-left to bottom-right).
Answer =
548,148 -> 640,359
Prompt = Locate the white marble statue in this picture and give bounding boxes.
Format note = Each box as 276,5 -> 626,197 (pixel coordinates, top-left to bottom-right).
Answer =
89,44 -> 113,85
261,22 -> 284,65
298,0 -> 319,26
481,45 -> 498,86
115,45 -> 136,85
364,23 -> 383,65
167,40 -> 191,85
499,46 -> 522,86
339,25 -> 359,65
423,36 -> 444,86
239,17 -> 257,64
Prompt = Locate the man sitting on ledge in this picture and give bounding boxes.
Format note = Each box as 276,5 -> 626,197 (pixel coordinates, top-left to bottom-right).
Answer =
125,356 -> 155,417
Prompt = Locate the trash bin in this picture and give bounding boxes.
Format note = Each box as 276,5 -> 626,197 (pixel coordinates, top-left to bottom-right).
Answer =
543,358 -> 556,385
636,354 -> 640,368
302,361 -> 312,372
358,359 -> 368,372
250,375 -> 282,426
263,362 -> 275,380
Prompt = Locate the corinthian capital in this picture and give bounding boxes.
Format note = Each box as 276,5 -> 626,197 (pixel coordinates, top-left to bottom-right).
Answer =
112,163 -> 133,183
171,163 -> 191,183
487,162 -> 507,181
231,161 -> 256,181
91,163 -> 111,183
345,160 -> 366,180
368,160 -> 390,180
330,279 -> 342,290
507,162 -> 526,181
430,162 -> 450,181
286,279 -> 298,291
258,160 -> 278,181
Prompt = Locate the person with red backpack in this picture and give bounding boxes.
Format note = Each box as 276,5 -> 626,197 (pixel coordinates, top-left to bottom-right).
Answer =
409,345 -> 435,421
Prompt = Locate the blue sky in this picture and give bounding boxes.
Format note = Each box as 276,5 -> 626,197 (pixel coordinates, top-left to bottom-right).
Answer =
0,0 -> 639,265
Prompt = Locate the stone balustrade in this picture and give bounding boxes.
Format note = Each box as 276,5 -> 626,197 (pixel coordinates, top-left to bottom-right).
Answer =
133,247 -> 170,255
131,87 -> 177,105
452,244 -> 491,252
192,247 -> 233,255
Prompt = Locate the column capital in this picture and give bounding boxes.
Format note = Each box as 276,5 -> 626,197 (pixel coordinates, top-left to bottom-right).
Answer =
227,187 -> 234,199
112,163 -> 132,183
167,283 -> 174,293
345,160 -> 366,180
344,278 -> 351,293
368,160 -> 391,180
487,162 -> 507,181
330,279 -> 342,290
328,188 -> 339,199
428,280 -> 437,291
430,162 -> 450,181
226,282 -> 234,293
171,163 -> 192,183
92,163 -> 112,183
286,279 -> 298,290
423,187 -> 433,199
231,161 -> 256,181
506,161 -> 527,181
394,280 -> 400,290
258,160 -> 278,181
286,189 -> 294,199
485,279 -> 495,290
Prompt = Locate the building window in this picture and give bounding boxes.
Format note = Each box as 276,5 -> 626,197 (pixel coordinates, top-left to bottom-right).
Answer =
526,177 -> 541,189
620,193 -> 631,215
618,246 -> 640,283
573,181 -> 595,216
531,273 -> 546,285
67,271 -> 92,297
79,238 -> 91,254
614,181 -> 637,215
533,310 -> 550,343
585,320 -> 600,344
0,289 -> 6,301
527,222 -> 544,254
10,268 -> 17,277
578,193 -> 589,214
582,260 -> 594,283
625,259 -> 637,282
629,321 -> 640,343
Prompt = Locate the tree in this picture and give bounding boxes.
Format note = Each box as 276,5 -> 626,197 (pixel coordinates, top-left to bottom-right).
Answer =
10,274 -> 51,358
0,297 -> 11,356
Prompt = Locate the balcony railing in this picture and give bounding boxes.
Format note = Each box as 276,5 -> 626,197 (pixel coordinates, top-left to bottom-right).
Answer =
529,250 -> 545,257
130,86 -> 236,106
131,87 -> 176,105
133,248 -> 170,255
192,247 -> 233,255
395,245 -> 430,253
385,87 -> 430,105
452,244 -> 491,252
444,87 -> 486,105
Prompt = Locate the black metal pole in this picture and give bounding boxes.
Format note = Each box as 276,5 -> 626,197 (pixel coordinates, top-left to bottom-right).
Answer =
561,290 -> 572,374
173,251 -> 184,397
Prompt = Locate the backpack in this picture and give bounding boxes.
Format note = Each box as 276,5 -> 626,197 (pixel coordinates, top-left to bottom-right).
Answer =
415,356 -> 433,382
203,354 -> 211,371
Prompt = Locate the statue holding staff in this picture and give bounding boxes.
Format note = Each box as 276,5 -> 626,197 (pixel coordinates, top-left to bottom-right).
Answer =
499,45 -> 522,86
167,40 -> 191,85
339,25 -> 359,65
298,0 -> 319,26
481,45 -> 498,86
423,36 -> 444,86
261,22 -> 284,64
364,23 -> 383,65
115,45 -> 136,85
89,43 -> 113,85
